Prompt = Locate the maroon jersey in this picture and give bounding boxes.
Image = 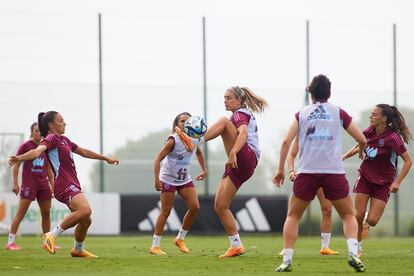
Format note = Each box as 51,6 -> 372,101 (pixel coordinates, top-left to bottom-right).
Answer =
40,134 -> 81,194
17,140 -> 49,188
359,127 -> 407,185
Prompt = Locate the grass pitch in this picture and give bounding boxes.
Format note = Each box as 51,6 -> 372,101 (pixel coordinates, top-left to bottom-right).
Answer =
1,235 -> 413,275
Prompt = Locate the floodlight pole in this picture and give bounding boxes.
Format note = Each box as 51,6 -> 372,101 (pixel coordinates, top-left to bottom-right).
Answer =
98,13 -> 105,193
305,20 -> 310,106
304,20 -> 312,236
202,16 -> 209,196
393,23 -> 399,236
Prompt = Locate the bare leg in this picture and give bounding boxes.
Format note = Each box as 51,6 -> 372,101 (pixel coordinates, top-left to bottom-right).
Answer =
37,199 -> 51,234
67,194 -> 92,243
204,117 -> 238,156
331,196 -> 358,239
153,192 -> 175,236
178,187 -> 200,230
283,195 -> 311,248
354,193 -> 370,241
214,176 -> 238,235
58,193 -> 92,231
317,188 -> 333,233
9,198 -> 32,235
366,198 -> 387,227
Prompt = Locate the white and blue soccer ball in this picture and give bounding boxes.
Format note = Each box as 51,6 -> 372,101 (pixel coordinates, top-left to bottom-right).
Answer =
184,116 -> 207,139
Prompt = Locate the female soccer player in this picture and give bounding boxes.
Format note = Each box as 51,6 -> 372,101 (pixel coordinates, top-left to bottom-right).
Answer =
8,111 -> 119,257
273,74 -> 367,272
150,112 -> 207,255
278,137 -> 339,256
343,104 -> 412,255
177,86 -> 267,257
6,123 -> 55,250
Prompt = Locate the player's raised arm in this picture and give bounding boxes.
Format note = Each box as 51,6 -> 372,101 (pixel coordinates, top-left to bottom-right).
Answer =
9,145 -> 47,166
74,146 -> 119,165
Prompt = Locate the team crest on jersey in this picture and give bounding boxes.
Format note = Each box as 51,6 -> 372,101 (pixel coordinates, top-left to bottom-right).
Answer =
32,157 -> 44,167
379,139 -> 385,147
69,184 -> 80,192
365,147 -> 378,159
31,157 -> 45,173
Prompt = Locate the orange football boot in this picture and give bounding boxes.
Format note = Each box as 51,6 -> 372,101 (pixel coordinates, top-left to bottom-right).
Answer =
174,239 -> 190,253
175,126 -> 194,152
219,246 -> 245,257
150,246 -> 166,256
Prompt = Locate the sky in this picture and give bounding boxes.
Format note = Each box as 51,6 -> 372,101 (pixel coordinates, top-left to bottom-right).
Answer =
0,0 -> 413,191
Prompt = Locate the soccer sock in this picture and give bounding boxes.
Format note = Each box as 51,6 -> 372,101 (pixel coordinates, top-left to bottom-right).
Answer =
8,233 -> 16,245
176,228 -> 188,240
321,232 -> 331,249
283,248 -> 294,264
74,240 -> 84,252
152,234 -> 161,247
50,225 -> 65,237
229,234 -> 241,247
346,238 -> 359,256
358,241 -> 363,252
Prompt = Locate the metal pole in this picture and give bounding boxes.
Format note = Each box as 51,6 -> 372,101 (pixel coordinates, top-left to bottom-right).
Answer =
202,16 -> 209,196
98,13 -> 104,192
393,23 -> 399,236
305,20 -> 310,105
305,19 -> 312,235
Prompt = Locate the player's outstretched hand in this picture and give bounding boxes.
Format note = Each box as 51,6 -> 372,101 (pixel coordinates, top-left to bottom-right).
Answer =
106,157 -> 119,165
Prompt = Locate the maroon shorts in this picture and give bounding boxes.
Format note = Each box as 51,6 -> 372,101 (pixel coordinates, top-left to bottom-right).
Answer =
222,144 -> 258,190
20,184 -> 52,201
54,184 -> 82,205
293,173 -> 349,201
161,181 -> 195,193
353,174 -> 391,203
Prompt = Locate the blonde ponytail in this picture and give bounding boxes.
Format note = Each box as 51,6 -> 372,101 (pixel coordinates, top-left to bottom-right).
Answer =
228,86 -> 268,114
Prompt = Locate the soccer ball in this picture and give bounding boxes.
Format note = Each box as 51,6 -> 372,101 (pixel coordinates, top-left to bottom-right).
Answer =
184,116 -> 207,138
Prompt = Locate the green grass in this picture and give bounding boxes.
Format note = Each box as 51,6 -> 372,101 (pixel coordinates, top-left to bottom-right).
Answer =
1,235 -> 414,275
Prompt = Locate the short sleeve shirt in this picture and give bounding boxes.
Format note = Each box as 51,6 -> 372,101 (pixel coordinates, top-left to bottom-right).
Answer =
40,134 -> 80,192
17,140 -> 49,188
359,127 -> 407,185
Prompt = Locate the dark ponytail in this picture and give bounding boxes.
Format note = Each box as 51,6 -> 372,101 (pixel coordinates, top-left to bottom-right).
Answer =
38,111 -> 58,138
377,104 -> 413,144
